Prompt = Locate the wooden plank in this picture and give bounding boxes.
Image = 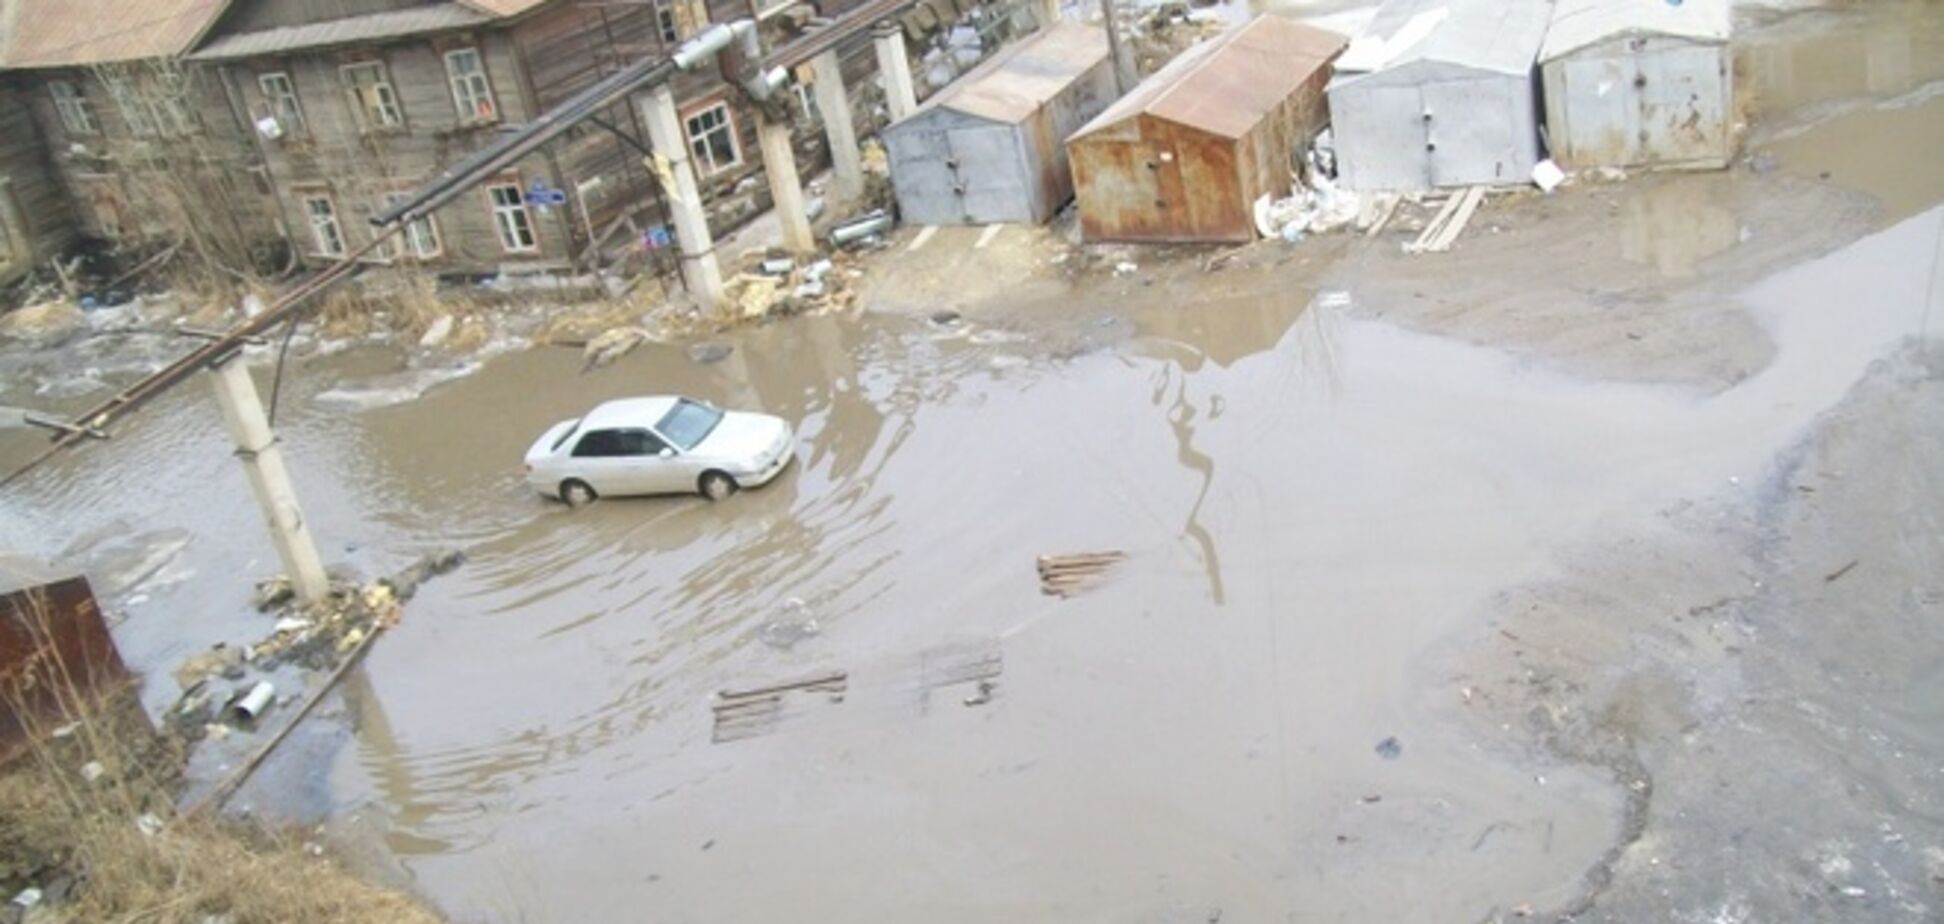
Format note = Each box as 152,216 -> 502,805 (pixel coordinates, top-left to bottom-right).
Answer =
1425,186 -> 1485,253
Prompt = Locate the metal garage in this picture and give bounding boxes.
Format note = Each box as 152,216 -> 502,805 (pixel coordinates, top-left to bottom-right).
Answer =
1066,14 -> 1346,243
883,24 -> 1118,226
1327,0 -> 1552,191
1540,0 -> 1734,170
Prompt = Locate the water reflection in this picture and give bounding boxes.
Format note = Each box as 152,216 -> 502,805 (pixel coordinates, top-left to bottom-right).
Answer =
1620,177 -> 1741,277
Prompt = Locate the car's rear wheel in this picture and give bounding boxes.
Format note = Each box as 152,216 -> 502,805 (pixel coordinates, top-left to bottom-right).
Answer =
699,471 -> 738,501
560,479 -> 597,508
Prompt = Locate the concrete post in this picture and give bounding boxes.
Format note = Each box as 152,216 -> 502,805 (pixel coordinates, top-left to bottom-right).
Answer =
206,355 -> 329,605
1036,0 -> 1062,27
809,50 -> 864,204
638,83 -> 725,307
756,112 -> 817,255
873,22 -> 918,122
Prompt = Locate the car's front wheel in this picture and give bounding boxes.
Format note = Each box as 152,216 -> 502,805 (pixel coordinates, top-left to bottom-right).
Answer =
698,471 -> 738,501
560,479 -> 597,508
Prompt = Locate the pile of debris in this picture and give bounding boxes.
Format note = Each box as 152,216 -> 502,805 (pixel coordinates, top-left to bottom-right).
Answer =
723,249 -> 862,322
1128,0 -> 1228,75
165,551 -> 464,743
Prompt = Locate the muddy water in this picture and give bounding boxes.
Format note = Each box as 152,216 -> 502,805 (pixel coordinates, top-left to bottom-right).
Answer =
1742,0 -> 1944,222
8,221 -> 1932,924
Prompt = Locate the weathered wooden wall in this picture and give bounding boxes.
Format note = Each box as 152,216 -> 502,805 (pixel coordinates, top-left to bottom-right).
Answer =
0,81 -> 81,276
228,29 -> 570,271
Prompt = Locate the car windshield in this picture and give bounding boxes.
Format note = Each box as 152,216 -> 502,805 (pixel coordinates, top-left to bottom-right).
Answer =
655,399 -> 723,451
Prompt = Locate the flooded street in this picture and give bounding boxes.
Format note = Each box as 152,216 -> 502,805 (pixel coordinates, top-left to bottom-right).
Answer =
2,2 -> 1940,921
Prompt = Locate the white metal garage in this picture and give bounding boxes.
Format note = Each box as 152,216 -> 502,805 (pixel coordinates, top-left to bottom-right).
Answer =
1539,0 -> 1734,170
1326,0 -> 1552,191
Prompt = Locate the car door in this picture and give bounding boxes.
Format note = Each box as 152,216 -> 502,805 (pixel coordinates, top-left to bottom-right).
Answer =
568,429 -> 637,495
624,428 -> 690,495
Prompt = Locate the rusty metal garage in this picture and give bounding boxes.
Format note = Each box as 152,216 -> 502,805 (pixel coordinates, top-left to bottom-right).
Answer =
1066,15 -> 1346,243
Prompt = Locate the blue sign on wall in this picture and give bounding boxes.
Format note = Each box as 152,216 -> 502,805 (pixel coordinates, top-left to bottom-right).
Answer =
525,179 -> 568,207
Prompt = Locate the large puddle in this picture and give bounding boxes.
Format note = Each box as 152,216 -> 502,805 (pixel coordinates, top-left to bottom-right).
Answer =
6,203 -> 1938,919
2,3 -> 1939,920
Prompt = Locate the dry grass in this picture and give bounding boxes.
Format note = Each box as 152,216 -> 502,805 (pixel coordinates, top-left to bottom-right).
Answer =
1,595 -> 446,923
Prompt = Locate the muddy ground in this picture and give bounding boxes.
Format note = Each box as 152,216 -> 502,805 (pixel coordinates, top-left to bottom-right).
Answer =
2,2 -> 1941,922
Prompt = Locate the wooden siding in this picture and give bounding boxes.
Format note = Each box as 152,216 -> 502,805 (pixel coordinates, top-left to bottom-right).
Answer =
232,29 -> 572,269
0,82 -> 81,275
20,66 -> 281,248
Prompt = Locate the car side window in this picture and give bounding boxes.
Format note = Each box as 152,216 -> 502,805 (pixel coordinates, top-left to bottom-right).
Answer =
625,429 -> 672,456
572,430 -> 622,458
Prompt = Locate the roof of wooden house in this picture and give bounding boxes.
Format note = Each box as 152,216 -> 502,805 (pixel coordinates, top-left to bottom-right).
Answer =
4,0 -> 230,68
189,2 -> 496,62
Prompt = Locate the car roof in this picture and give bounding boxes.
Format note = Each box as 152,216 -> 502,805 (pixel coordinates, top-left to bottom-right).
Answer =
582,396 -> 682,430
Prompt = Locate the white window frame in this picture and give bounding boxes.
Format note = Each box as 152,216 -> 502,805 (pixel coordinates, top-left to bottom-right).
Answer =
486,182 -> 538,254
656,4 -> 680,44
341,61 -> 403,131
657,0 -> 708,45
258,71 -> 305,135
104,75 -> 156,137
302,193 -> 346,258
793,82 -> 819,122
683,101 -> 740,175
443,48 -> 498,124
49,81 -> 98,135
385,192 -> 443,260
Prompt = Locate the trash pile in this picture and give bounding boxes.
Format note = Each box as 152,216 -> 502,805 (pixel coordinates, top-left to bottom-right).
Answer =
165,551 -> 464,744
723,249 -> 862,322
1254,175 -> 1364,243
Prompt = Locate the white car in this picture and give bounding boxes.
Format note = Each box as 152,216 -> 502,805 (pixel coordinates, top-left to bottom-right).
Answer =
524,396 -> 795,505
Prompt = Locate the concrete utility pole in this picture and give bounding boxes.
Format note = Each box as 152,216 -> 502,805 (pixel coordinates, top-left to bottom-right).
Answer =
639,83 -> 727,307
809,49 -> 865,204
206,354 -> 329,605
756,112 -> 817,254
873,22 -> 918,122
1097,0 -> 1134,93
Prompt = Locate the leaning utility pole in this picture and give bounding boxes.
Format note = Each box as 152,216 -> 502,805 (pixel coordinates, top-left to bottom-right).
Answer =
206,353 -> 329,604
1098,0 -> 1134,93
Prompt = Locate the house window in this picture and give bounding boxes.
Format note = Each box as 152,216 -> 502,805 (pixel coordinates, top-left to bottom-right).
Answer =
104,76 -> 156,137
656,4 -> 680,44
444,49 -> 498,123
259,72 -> 305,134
49,81 -> 98,135
794,82 -> 820,122
486,183 -> 537,253
385,192 -> 442,260
302,193 -> 345,257
684,102 -> 739,175
656,0 -> 708,45
342,61 -> 403,131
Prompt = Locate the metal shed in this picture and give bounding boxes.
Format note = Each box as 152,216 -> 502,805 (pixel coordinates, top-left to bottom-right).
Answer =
1327,0 -> 1552,190
1539,0 -> 1734,169
1066,15 -> 1347,243
883,24 -> 1118,226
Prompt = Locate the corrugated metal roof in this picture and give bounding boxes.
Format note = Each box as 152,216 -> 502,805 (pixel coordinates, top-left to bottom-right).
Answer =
1072,15 -> 1345,142
1334,0 -> 1550,78
1539,0 -> 1729,61
5,0 -> 231,68
907,23 -> 1109,125
189,2 -> 494,62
